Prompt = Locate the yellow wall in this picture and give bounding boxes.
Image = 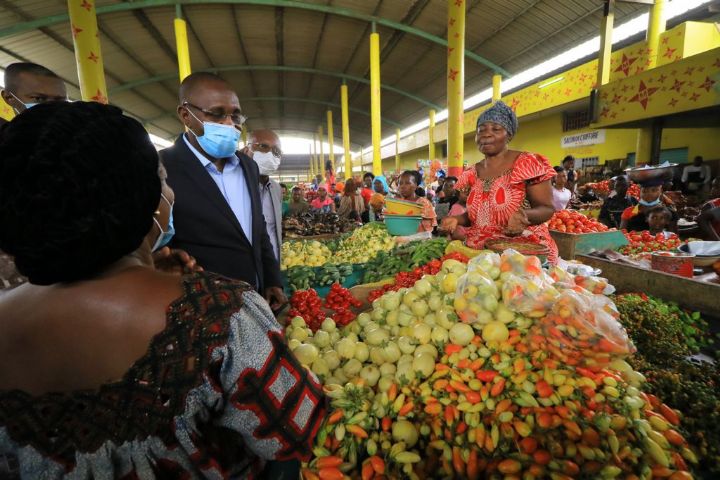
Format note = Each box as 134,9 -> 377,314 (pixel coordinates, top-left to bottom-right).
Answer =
468,112 -> 720,166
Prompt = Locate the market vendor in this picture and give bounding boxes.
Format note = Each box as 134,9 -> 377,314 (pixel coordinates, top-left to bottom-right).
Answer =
310,186 -> 335,213
619,180 -> 678,232
396,170 -> 437,233
598,175 -> 637,229
440,101 -> 558,263
286,186 -> 310,216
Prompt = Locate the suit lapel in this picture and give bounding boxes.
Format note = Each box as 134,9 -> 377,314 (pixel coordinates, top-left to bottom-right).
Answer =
237,154 -> 260,246
174,137 -> 252,247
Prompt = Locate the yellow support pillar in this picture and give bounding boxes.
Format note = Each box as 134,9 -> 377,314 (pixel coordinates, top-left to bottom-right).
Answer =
428,109 -> 436,162
341,84 -> 352,180
327,110 -> 335,175
312,133 -> 318,178
173,6 -> 192,81
67,0 -> 108,103
492,74 -> 502,102
447,0 -> 466,177
241,124 -> 248,145
318,126 -> 325,177
395,128 -> 401,173
647,0 -> 666,69
309,143 -> 314,178
596,0 -> 615,87
370,29 -> 382,176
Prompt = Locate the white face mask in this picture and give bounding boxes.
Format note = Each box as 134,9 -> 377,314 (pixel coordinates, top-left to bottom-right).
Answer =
254,150 -> 281,175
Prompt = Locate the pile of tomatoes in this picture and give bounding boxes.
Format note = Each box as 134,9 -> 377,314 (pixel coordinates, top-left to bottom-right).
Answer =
619,230 -> 683,255
548,210 -> 610,233
288,284 -> 362,331
325,283 -> 362,326
585,180 -> 640,198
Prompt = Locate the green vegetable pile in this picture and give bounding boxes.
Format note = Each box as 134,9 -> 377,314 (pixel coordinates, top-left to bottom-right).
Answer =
615,293 -> 720,475
362,238 -> 448,283
316,263 -> 354,287
286,266 -> 316,292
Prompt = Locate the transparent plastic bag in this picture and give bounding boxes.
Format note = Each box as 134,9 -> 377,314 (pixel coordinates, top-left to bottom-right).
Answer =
466,251 -> 502,279
574,275 -> 616,295
499,249 -> 546,281
529,290 -> 634,369
454,267 -> 501,325
501,273 -> 560,317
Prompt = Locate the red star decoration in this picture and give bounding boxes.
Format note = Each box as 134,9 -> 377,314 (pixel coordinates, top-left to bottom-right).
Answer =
621,84 -> 630,93
90,89 -> 107,103
71,24 -> 83,38
713,58 -> 720,69
690,93 -> 700,102
454,0 -> 463,6
449,18 -> 455,27
668,98 -> 678,107
698,76 -> 716,92
611,94 -> 623,104
453,32 -> 459,38
661,37 -> 669,45
87,51 -> 99,63
448,68 -> 459,81
663,47 -> 677,59
454,151 -> 462,160
610,112 -> 617,119
80,0 -> 92,12
697,66 -> 705,73
628,81 -> 659,110
510,98 -> 520,111
564,88 -> 572,96
645,59 -> 653,67
600,106 -> 611,118
658,74 -> 667,83
600,91 -> 608,100
614,54 -> 638,76
447,47 -> 454,57
684,67 -> 695,76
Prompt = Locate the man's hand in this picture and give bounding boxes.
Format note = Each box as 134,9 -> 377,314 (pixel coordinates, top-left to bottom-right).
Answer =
264,286 -> 288,312
504,209 -> 530,236
152,247 -> 203,275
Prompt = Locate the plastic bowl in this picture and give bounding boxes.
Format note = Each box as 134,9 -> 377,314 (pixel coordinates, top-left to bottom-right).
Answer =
384,197 -> 423,216
384,214 -> 422,236
679,244 -> 720,267
625,164 -> 677,184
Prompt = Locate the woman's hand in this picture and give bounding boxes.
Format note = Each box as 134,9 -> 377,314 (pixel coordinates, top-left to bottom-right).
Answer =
504,209 -> 530,236
439,216 -> 459,234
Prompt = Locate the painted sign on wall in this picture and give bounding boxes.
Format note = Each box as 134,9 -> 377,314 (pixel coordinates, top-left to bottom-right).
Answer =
561,130 -> 606,148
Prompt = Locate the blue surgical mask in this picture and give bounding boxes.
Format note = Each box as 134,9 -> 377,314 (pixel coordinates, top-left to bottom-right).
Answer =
186,108 -> 240,158
639,198 -> 661,207
152,194 -> 175,251
9,92 -> 38,112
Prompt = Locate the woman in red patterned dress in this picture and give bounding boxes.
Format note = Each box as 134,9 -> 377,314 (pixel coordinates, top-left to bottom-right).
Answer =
440,101 -> 559,263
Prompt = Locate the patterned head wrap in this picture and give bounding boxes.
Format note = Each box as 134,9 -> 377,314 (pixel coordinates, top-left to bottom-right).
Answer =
476,100 -> 518,138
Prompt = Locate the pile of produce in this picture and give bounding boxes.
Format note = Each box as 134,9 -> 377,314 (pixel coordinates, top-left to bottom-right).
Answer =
287,251 -> 696,479
281,240 -> 332,270
287,284 -> 362,332
618,231 -> 683,256
586,180 -> 641,198
283,211 -> 352,236
615,293 -> 719,474
362,239 -> 448,284
548,209 -> 611,233
333,223 -> 396,264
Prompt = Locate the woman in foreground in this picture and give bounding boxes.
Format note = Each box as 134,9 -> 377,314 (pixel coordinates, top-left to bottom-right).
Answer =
0,102 -> 325,478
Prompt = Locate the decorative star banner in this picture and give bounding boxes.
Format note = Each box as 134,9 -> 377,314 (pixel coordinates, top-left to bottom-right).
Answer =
593,47 -> 719,128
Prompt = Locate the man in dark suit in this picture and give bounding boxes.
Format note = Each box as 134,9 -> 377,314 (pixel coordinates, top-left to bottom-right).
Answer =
161,72 -> 286,310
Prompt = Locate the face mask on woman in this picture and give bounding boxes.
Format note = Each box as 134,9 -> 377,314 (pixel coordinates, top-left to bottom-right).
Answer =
152,194 -> 175,251
186,109 -> 240,158
253,151 -> 281,175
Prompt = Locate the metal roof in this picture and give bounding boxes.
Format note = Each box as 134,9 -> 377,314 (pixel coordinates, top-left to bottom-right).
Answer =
0,0 -> 713,172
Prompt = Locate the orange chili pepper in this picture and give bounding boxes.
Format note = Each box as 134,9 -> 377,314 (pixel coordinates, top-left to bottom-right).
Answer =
465,391 -> 481,404
316,456 -> 343,469
445,344 -> 463,355
318,467 -> 344,480
327,409 -> 344,425
398,401 -> 414,417
490,378 -> 506,397
346,424 -> 368,439
660,403 -> 681,426
381,416 -> 392,432
452,446 -> 465,476
369,455 -> 385,474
